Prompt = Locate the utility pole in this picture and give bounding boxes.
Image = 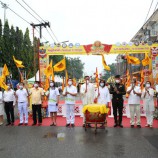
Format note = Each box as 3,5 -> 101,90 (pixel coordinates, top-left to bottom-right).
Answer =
1,2 -> 8,24
30,22 -> 50,83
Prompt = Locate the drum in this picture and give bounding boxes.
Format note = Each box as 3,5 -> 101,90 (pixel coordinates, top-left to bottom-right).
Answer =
82,104 -> 109,134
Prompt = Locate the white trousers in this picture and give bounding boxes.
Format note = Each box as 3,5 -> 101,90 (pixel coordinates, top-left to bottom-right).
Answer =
129,104 -> 141,125
66,104 -> 75,124
145,106 -> 154,125
18,102 -> 28,123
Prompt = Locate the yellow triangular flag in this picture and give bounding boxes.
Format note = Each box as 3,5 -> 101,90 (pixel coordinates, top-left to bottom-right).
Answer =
44,60 -> 53,78
101,54 -> 111,71
53,58 -> 66,72
127,55 -> 140,65
2,64 -> 9,77
0,76 -> 8,90
13,56 -> 25,68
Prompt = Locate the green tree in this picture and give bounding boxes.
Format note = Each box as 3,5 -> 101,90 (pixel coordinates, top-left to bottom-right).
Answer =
22,28 -> 34,78
0,19 -> 4,67
66,57 -> 84,79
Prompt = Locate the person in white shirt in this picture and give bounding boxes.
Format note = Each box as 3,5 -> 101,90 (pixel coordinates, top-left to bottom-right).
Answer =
141,81 -> 155,128
45,81 -> 60,126
3,83 -> 16,126
0,88 -> 4,126
95,79 -> 111,127
127,79 -> 142,128
96,79 -> 111,106
15,82 -> 29,126
80,76 -> 95,127
63,78 -> 77,127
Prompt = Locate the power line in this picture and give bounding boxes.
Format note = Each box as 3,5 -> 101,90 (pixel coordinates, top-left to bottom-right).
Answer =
49,27 -> 59,43
21,0 -> 45,22
21,0 -> 60,43
15,0 -> 41,23
154,1 -> 158,11
144,0 -> 154,23
45,27 -> 56,43
0,0 -> 30,25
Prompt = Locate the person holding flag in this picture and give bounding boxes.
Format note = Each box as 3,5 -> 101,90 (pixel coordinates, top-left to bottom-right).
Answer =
29,81 -> 44,126
141,81 -> 155,128
95,79 -> 111,127
45,80 -> 60,126
3,83 -> 16,126
63,78 -> 77,127
80,76 -> 95,127
15,82 -> 29,126
126,78 -> 142,128
96,79 -> 111,107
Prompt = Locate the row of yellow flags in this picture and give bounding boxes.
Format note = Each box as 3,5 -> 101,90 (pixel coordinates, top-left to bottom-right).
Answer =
0,53 -> 150,91
0,56 -> 25,90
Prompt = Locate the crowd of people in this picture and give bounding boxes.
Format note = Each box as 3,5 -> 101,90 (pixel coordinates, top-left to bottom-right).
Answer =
0,75 -> 157,128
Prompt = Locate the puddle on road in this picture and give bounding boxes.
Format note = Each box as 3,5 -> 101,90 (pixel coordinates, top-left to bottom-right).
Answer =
43,132 -> 65,141
57,133 -> 65,140
43,132 -> 55,138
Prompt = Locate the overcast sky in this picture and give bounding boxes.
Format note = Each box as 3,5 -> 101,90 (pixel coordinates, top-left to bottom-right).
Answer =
0,0 -> 158,75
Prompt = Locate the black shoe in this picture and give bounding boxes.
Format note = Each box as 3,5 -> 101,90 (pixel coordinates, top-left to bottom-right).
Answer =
18,123 -> 23,126
114,124 -> 118,127
87,124 -> 91,128
71,124 -> 75,127
100,124 -> 105,128
11,123 -> 14,126
38,123 -> 42,126
82,124 -> 85,127
119,124 -> 123,128
24,123 -> 28,126
66,123 -> 70,127
32,123 -> 36,126
137,125 -> 141,128
50,123 -> 54,126
131,125 -> 134,128
6,123 -> 11,126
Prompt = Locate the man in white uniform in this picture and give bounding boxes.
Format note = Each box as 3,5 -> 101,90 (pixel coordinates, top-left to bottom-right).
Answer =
3,83 -> 16,126
80,76 -> 95,127
16,82 -> 29,126
127,79 -> 142,128
63,78 -> 77,127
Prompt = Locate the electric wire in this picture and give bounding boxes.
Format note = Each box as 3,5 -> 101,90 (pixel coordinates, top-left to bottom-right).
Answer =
21,0 -> 45,22
15,0 -> 41,23
154,1 -> 158,11
21,0 -> 59,43
45,27 -> 56,43
0,0 -> 30,25
144,0 -> 154,23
